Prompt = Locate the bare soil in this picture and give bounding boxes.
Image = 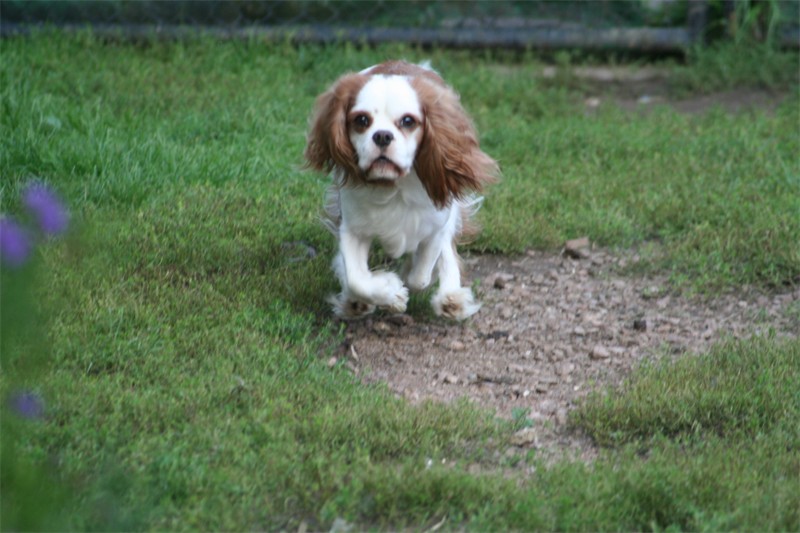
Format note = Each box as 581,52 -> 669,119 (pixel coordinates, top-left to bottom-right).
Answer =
330,247 -> 798,462
561,65 -> 789,114
323,81 -> 797,462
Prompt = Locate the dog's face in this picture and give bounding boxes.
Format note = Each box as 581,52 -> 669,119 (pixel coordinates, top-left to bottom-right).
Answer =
305,61 -> 499,208
347,76 -> 423,181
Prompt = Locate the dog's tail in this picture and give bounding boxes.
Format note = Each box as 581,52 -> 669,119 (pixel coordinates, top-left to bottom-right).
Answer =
457,193 -> 484,244
319,183 -> 341,236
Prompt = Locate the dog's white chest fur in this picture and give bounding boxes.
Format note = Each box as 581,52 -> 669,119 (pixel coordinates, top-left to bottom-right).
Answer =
339,172 -> 454,259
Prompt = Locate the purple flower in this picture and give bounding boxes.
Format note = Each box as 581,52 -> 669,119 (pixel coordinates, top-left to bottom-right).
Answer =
10,391 -> 45,420
0,217 -> 31,268
22,183 -> 69,236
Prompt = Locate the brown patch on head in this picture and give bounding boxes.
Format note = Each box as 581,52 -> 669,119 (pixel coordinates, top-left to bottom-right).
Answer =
411,77 -> 500,208
304,73 -> 368,182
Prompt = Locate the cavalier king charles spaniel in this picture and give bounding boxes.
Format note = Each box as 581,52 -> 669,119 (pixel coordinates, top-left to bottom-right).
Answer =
305,60 -> 499,320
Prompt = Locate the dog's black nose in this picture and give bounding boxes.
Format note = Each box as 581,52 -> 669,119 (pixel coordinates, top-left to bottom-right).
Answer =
372,130 -> 394,148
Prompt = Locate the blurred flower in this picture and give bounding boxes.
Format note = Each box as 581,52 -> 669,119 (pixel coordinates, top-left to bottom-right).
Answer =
0,217 -> 31,268
23,183 -> 69,236
9,391 -> 45,420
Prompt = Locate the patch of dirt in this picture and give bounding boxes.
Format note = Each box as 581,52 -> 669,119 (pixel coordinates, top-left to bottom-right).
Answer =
562,66 -> 789,114
330,246 -> 799,463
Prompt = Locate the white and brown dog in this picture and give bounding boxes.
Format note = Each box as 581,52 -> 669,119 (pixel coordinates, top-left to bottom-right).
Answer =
305,61 -> 498,320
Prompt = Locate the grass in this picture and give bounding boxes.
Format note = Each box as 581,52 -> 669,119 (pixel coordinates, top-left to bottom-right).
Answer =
571,337 -> 800,530
1,32 -> 799,530
574,336 -> 800,444
674,41 -> 800,93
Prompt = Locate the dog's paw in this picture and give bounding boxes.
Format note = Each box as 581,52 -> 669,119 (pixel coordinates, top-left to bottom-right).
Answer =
432,287 -> 481,320
328,293 -> 376,319
370,271 -> 409,314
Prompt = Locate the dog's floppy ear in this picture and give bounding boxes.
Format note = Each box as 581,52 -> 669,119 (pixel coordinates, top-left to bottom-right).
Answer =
304,73 -> 367,180
412,78 -> 499,208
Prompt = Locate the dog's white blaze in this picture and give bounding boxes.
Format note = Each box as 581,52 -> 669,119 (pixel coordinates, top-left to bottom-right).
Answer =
348,76 -> 422,178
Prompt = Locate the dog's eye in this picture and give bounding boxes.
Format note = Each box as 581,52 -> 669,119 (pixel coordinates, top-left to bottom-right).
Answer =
400,115 -> 416,128
353,114 -> 370,129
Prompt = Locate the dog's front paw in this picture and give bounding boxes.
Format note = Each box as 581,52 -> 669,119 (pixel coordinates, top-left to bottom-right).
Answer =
370,271 -> 409,314
328,293 -> 376,319
432,287 -> 481,320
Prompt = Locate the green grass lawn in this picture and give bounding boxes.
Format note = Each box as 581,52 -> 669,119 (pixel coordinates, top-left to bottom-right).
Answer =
1,32 -> 798,530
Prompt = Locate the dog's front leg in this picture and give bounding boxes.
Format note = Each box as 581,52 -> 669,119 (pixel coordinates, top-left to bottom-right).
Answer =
330,229 -> 408,317
404,234 -> 445,292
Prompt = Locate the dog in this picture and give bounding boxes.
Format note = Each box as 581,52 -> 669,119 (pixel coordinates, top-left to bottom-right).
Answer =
305,60 -> 499,320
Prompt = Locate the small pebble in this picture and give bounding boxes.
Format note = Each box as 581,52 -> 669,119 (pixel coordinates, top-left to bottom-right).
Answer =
590,345 -> 611,359
449,340 -> 466,351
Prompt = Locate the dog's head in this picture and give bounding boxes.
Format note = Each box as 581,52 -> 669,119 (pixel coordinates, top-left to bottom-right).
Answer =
305,61 -> 498,208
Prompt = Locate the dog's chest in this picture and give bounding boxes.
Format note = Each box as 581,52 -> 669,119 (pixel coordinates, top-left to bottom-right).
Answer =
340,177 -> 451,258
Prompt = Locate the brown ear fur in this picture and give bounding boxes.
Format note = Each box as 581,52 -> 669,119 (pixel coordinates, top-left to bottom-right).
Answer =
304,73 -> 367,180
411,78 -> 499,208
